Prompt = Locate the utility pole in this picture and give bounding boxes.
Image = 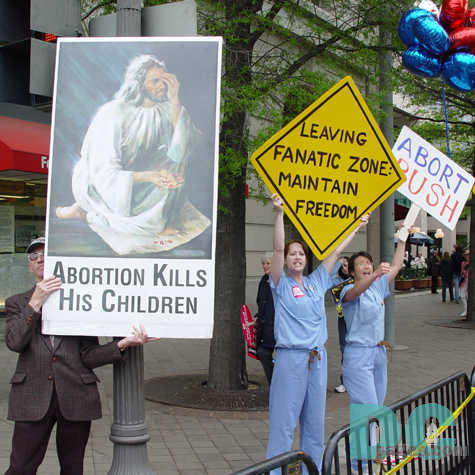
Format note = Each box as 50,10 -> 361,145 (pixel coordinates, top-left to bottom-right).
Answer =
117,0 -> 141,36
108,2 -> 157,474
379,27 -> 397,348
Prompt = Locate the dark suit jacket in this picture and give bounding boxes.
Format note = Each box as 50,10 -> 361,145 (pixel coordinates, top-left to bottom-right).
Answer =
255,274 -> 276,348
5,286 -> 125,422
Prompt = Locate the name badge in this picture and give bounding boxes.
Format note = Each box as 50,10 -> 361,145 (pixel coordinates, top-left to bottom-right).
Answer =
292,285 -> 305,298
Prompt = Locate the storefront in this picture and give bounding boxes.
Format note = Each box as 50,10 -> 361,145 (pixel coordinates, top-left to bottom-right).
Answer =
0,115 -> 50,309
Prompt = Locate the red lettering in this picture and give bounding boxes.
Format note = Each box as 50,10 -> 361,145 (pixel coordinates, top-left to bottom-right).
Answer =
426,183 -> 444,207
440,195 -> 459,223
408,169 -> 427,195
398,158 -> 409,175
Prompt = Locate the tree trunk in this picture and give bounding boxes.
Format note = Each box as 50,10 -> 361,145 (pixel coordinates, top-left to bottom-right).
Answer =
208,183 -> 248,390
207,1 -> 254,390
466,158 -> 475,322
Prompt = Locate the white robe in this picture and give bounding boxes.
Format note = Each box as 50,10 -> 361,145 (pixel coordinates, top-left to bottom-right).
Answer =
71,100 -> 210,255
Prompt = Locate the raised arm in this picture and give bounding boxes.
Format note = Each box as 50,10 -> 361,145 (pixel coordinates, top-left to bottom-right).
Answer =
343,262 -> 390,302
343,224 -> 412,302
321,213 -> 370,274
387,224 -> 413,284
270,194 -> 285,288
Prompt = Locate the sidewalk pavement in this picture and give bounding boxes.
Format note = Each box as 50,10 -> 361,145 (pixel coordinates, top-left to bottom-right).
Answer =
1,289 -> 474,474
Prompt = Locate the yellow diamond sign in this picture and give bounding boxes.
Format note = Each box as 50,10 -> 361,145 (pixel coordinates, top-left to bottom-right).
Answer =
251,76 -> 405,259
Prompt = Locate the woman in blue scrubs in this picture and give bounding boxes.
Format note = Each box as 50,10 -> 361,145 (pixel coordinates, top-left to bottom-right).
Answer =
340,225 -> 410,473
266,194 -> 369,473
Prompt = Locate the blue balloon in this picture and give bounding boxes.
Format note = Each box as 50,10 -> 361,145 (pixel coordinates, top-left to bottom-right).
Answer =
413,15 -> 450,55
443,53 -> 475,92
398,8 -> 433,47
402,46 -> 442,77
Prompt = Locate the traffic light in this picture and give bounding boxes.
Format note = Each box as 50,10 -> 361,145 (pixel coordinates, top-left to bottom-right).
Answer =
0,0 -> 80,107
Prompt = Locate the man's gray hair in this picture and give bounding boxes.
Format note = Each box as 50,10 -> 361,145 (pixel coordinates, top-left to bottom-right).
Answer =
115,55 -> 166,106
261,252 -> 273,264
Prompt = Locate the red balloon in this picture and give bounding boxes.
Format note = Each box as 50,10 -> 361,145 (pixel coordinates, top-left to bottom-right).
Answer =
465,7 -> 475,26
449,27 -> 475,53
440,0 -> 469,31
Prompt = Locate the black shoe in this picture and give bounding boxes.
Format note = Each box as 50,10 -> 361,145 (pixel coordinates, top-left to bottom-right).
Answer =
442,300 -> 446,302
432,291 -> 439,294
450,299 -> 455,302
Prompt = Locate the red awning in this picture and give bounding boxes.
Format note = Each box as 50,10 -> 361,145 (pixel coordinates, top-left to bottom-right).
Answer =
0,115 -> 51,182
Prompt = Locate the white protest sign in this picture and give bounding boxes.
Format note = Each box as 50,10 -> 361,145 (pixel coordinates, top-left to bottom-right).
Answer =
42,37 -> 222,338
393,126 -> 474,231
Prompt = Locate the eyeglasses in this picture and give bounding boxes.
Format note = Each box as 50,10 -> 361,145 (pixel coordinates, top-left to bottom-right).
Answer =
28,251 -> 44,262
355,260 -> 373,267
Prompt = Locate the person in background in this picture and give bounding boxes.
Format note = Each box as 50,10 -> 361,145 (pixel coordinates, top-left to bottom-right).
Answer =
403,251 -> 413,269
451,246 -> 466,304
266,193 -> 369,474
428,249 -> 441,294
460,250 -> 470,318
440,251 -> 454,303
254,252 -> 276,385
331,256 -> 349,394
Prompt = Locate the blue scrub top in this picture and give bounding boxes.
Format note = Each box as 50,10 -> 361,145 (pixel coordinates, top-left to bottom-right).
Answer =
270,266 -> 331,350
330,261 -> 343,287
340,274 -> 389,346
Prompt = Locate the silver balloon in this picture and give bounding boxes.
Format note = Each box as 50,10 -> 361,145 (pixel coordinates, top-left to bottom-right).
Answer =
443,52 -> 475,92
402,46 -> 442,77
413,15 -> 450,55
414,0 -> 440,18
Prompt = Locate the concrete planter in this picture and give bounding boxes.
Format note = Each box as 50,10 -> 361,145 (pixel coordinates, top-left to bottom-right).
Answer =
395,280 -> 414,290
413,279 -> 430,289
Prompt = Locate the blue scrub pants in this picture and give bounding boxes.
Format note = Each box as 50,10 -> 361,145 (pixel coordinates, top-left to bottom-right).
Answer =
267,347 -> 327,473
343,344 -> 387,470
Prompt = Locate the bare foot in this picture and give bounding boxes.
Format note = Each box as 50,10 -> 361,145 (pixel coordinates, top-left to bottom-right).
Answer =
161,226 -> 180,236
56,203 -> 88,220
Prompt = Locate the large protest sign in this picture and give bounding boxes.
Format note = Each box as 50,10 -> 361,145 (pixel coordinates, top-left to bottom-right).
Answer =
251,76 -> 405,259
393,126 -> 475,231
42,37 -> 222,338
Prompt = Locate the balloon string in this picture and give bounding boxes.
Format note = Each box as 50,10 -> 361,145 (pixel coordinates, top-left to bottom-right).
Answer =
441,76 -> 451,158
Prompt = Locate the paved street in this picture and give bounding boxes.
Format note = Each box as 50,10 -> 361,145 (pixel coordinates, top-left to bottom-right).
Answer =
0,289 -> 474,474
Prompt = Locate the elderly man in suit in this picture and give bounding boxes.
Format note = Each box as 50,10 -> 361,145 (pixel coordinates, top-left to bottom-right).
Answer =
4,237 -> 156,475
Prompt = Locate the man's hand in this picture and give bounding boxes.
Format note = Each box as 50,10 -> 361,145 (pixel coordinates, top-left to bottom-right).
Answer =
162,72 -> 180,103
148,169 -> 184,189
117,325 -> 159,349
161,72 -> 182,127
29,276 -> 62,312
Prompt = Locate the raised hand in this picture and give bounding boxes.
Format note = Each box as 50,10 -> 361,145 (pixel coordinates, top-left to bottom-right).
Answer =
271,193 -> 284,212
357,212 -> 371,230
375,262 -> 391,276
162,72 -> 180,103
29,276 -> 62,312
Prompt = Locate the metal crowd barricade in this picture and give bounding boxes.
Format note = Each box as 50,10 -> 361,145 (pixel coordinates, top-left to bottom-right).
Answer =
231,450 -> 319,475
321,370 -> 475,475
